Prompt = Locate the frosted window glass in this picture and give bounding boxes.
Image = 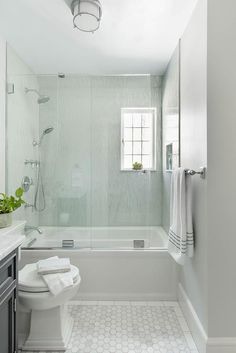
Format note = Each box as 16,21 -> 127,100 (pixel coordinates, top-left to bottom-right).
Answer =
124,155 -> 132,168
124,128 -> 132,141
124,141 -> 132,155
133,114 -> 142,127
142,114 -> 152,127
142,156 -> 152,169
133,142 -> 141,154
142,142 -> 151,155
133,155 -> 142,164
133,128 -> 141,141
142,128 -> 151,141
124,114 -> 132,127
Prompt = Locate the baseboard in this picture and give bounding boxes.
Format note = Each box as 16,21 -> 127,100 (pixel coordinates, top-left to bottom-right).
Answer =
178,283 -> 236,353
207,338 -> 236,353
178,283 -> 207,353
75,292 -> 177,301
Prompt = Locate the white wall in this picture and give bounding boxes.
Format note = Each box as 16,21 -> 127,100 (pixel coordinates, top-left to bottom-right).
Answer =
0,36 -> 6,192
179,0 -> 208,333
207,0 -> 236,338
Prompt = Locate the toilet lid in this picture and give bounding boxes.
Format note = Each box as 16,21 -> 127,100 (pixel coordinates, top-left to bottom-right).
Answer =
19,263 -> 80,293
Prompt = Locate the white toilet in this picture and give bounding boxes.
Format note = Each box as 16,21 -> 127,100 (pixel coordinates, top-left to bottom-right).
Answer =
18,262 -> 81,351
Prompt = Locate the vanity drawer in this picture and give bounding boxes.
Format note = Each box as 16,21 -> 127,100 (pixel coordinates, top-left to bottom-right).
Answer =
0,252 -> 17,295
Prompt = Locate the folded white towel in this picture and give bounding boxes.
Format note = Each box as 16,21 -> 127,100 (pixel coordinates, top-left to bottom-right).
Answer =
42,272 -> 74,296
37,256 -> 71,275
168,168 -> 194,265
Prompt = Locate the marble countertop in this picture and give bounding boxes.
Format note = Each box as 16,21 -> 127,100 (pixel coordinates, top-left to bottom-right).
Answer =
0,220 -> 26,261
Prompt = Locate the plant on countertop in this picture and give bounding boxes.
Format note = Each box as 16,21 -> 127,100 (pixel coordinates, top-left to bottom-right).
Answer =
132,162 -> 143,171
0,187 -> 25,214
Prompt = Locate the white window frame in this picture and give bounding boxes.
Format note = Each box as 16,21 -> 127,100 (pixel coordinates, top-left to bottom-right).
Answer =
120,107 -> 157,171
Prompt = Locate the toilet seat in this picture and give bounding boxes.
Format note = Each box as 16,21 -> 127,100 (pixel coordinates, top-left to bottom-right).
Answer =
19,263 -> 79,293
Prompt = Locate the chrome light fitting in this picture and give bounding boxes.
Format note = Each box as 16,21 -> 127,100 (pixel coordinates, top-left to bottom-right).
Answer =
70,0 -> 102,33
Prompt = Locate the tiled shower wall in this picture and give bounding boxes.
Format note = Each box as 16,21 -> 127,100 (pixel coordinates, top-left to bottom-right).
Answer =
6,45 -> 39,226
38,75 -> 163,227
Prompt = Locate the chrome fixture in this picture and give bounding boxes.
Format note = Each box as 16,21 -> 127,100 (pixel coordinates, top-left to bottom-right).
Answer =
24,159 -> 40,168
33,127 -> 54,147
68,0 -> 102,33
7,83 -> 14,94
25,88 -> 50,104
62,239 -> 75,248
24,203 -> 34,210
185,167 -> 206,179
32,127 -> 54,212
25,225 -> 43,234
21,176 -> 33,192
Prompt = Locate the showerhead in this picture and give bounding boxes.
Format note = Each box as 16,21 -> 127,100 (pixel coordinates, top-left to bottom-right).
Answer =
33,127 -> 54,147
43,127 -> 54,135
25,87 -> 50,104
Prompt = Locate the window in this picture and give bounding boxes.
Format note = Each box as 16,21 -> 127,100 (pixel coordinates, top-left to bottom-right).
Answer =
121,108 -> 156,171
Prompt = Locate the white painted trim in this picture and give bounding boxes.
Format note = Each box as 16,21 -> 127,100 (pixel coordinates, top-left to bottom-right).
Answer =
178,283 -> 207,353
75,291 -> 177,301
0,37 -> 6,192
178,283 -> 236,353
207,338 -> 236,353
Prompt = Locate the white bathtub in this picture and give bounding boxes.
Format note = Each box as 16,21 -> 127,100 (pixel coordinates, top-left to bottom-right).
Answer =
20,226 -> 178,301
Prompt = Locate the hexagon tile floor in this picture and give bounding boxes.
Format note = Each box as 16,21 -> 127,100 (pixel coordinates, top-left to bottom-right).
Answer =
20,301 -> 199,353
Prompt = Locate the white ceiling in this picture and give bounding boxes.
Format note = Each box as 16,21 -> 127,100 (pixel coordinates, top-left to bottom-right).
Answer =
0,0 -> 197,75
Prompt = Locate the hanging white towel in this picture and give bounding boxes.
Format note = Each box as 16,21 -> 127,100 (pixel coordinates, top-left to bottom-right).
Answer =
168,168 -> 194,265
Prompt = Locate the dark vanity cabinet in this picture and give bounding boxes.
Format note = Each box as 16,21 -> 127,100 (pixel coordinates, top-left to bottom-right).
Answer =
0,250 -> 18,353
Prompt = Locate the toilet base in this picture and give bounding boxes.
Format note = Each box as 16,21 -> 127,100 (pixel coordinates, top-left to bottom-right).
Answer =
22,304 -> 74,351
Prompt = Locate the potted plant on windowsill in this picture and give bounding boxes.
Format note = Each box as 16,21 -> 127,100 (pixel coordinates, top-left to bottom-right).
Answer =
0,188 -> 25,228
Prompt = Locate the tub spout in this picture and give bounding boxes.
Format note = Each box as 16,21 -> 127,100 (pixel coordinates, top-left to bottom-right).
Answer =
25,225 -> 43,234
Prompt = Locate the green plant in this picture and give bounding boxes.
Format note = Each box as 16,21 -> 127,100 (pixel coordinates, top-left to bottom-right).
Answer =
0,187 -> 25,214
132,162 -> 143,171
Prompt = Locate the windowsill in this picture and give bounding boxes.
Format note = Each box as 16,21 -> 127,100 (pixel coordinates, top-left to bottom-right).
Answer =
120,169 -> 157,172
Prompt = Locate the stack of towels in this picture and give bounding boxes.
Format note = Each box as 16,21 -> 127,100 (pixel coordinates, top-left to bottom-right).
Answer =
37,256 -> 73,295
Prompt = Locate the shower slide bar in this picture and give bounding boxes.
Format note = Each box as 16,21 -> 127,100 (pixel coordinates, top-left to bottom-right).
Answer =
185,167 -> 206,179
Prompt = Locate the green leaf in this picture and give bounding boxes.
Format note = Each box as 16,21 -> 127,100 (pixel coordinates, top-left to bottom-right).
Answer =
15,187 -> 24,198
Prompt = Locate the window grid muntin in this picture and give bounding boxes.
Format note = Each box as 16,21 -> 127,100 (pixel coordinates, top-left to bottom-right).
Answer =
121,108 -> 156,171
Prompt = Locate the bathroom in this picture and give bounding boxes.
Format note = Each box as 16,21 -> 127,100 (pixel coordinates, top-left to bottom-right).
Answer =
0,1 -> 236,353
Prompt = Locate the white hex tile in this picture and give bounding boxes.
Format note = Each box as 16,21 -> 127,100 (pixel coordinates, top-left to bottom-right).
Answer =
21,301 -> 198,353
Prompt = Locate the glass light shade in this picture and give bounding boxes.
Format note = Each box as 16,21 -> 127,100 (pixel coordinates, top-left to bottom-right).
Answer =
72,0 -> 102,32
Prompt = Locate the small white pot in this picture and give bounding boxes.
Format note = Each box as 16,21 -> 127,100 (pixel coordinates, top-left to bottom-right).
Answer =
0,213 -> 12,228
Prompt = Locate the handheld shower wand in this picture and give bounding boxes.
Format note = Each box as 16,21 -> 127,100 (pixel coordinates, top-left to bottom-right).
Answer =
33,127 -> 54,147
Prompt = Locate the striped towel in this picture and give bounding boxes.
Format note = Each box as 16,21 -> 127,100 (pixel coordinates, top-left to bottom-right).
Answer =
168,168 -> 194,265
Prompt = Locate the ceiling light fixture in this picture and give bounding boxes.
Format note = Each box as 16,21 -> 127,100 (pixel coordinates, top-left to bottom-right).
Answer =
70,0 -> 102,33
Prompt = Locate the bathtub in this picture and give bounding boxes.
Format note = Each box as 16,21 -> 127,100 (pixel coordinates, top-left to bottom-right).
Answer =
20,226 -> 178,301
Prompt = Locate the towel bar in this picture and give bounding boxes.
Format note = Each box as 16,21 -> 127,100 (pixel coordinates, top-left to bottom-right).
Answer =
185,167 -> 206,179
